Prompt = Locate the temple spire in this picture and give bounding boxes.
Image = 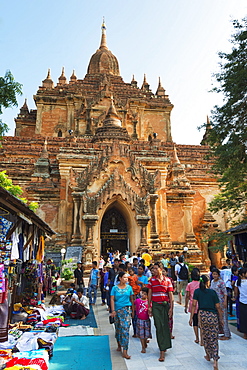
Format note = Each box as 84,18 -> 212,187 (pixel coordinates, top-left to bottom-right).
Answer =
141,74 -> 150,91
201,116 -> 212,145
100,18 -> 108,50
42,68 -> 54,88
156,77 -> 166,97
58,67 -> 67,85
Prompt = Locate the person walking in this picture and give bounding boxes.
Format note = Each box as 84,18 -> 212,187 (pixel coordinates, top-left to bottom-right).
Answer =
148,264 -> 174,362
110,272 -> 134,359
134,287 -> 152,353
88,261 -> 99,305
189,274 -> 223,370
234,267 -> 247,339
185,268 -> 200,343
175,256 -> 189,305
210,268 -> 231,340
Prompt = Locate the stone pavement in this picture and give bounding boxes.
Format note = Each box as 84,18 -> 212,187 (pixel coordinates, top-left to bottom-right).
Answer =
93,301 -> 247,370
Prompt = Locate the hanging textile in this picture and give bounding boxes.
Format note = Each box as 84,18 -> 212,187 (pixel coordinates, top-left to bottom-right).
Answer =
0,279 -> 8,343
36,236 -> 45,263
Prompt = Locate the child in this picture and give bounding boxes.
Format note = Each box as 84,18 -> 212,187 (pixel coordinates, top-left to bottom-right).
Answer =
134,287 -> 152,353
128,268 -> 141,298
128,267 -> 140,338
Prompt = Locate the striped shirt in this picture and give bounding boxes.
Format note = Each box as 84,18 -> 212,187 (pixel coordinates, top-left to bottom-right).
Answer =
148,276 -> 173,303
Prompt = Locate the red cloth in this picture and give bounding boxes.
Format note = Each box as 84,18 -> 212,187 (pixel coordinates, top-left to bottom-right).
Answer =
42,318 -> 63,325
147,276 -> 173,303
6,357 -> 48,370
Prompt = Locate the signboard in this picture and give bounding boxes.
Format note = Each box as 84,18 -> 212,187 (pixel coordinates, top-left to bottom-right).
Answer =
65,246 -> 83,262
45,252 -> 62,267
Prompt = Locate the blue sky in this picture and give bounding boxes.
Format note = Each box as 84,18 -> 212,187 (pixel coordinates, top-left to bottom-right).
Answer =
1,0 -> 247,144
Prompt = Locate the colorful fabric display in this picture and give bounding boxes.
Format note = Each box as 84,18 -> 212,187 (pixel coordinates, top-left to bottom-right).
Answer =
0,349 -> 12,361
6,366 -> 42,370
0,217 -> 12,241
13,349 -> 48,363
5,357 -> 48,370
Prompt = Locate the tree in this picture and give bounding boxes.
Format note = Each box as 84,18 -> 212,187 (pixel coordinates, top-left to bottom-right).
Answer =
205,18 -> 247,222
0,70 -> 22,136
0,171 -> 38,211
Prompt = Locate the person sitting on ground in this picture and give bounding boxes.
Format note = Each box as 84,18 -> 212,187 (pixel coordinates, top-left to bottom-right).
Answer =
135,287 -> 152,353
71,288 -> 90,320
61,288 -> 78,316
175,256 -> 189,305
185,268 -> 201,344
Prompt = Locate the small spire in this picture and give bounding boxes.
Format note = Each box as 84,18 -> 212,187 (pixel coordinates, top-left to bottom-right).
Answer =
41,138 -> 49,159
100,18 -> 108,50
58,67 -> 67,85
201,116 -> 212,145
103,96 -> 122,127
131,74 -> 137,88
156,77 -> 166,97
173,144 -> 181,165
47,69 -> 51,79
70,69 -> 77,82
42,68 -> 54,88
141,74 -> 149,91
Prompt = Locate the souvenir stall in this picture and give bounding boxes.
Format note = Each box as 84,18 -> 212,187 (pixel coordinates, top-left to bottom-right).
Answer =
0,187 -> 67,369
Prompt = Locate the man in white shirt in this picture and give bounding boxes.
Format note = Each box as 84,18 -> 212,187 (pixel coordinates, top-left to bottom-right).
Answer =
72,288 -> 90,320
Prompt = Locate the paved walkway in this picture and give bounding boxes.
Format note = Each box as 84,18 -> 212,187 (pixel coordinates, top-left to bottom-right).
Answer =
93,301 -> 247,370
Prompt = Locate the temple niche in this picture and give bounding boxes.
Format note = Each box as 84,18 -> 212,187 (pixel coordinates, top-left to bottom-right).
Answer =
0,21 -> 224,270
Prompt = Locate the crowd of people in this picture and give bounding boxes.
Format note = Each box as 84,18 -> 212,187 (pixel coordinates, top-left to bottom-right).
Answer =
60,250 -> 247,369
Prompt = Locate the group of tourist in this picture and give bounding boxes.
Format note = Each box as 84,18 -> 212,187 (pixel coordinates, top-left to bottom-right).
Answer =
61,250 -> 247,369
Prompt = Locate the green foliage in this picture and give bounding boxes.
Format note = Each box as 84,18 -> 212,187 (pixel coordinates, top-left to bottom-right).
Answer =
203,18 -> 247,218
61,267 -> 74,281
0,70 -> 22,136
203,231 -> 233,253
0,170 -> 22,196
0,171 -> 38,211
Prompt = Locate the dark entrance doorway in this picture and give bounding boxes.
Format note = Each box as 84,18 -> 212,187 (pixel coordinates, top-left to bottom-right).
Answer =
101,207 -> 128,255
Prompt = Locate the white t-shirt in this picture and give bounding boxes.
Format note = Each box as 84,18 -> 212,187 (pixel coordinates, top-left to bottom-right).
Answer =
77,295 -> 90,310
175,263 -> 188,282
236,279 -> 247,304
220,269 -> 232,289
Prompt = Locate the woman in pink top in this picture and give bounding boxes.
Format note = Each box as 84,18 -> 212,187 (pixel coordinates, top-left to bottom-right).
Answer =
134,287 -> 152,353
185,268 -> 200,343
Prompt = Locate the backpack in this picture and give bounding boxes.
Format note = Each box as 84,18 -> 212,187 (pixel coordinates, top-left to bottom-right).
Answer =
178,264 -> 188,280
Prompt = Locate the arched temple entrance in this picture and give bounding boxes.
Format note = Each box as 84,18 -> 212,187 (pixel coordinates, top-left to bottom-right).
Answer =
100,207 -> 128,255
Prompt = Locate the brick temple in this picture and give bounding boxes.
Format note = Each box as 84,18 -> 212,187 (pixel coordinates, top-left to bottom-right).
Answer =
1,22 -> 224,268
